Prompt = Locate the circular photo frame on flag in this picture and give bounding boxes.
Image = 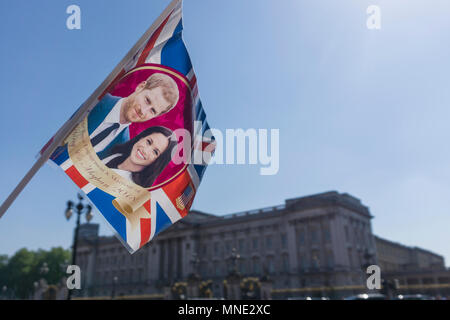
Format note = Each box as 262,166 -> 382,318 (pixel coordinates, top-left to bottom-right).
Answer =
65,64 -> 194,228
109,64 -> 194,190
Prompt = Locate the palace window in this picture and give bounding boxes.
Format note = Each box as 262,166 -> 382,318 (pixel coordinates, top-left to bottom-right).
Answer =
310,227 -> 319,244
253,258 -> 261,274
214,242 -> 219,256
311,250 -> 320,269
345,226 -> 350,242
225,240 -> 232,253
214,262 -> 221,276
298,230 -> 305,246
299,254 -> 308,270
324,227 -> 331,243
282,255 -> 289,272
326,250 -> 334,268
281,234 -> 287,249
267,257 -> 275,274
239,259 -> 246,274
265,236 -> 273,249
238,239 -> 245,253
252,238 -> 258,250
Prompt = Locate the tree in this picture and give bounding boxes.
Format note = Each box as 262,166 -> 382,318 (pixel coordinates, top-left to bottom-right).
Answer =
1,247 -> 70,299
35,247 -> 71,286
5,248 -> 36,298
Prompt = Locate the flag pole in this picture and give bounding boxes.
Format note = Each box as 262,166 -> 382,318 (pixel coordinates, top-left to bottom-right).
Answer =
0,0 -> 181,219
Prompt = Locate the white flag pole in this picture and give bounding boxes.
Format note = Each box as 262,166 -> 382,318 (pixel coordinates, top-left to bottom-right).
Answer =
0,0 -> 181,219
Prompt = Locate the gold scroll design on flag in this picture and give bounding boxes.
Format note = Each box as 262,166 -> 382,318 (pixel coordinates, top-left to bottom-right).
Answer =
66,118 -> 150,227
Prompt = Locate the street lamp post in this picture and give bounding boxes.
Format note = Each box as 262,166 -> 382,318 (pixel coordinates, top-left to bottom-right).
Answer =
2,285 -> 7,300
60,260 -> 69,274
65,193 -> 93,300
32,262 -> 49,300
111,276 -> 118,299
40,262 -> 49,276
190,253 -> 200,277
33,282 -> 39,300
229,248 -> 240,274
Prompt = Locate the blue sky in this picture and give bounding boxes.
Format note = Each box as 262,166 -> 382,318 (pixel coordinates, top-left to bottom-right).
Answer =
0,0 -> 449,265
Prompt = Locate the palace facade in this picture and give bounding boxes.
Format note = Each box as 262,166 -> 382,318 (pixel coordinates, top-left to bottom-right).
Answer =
73,191 -> 449,299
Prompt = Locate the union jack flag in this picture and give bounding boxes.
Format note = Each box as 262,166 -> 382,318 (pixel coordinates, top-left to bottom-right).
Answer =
44,0 -> 215,253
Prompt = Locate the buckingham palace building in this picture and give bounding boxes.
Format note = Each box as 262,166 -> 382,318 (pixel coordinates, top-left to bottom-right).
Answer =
73,191 -> 449,299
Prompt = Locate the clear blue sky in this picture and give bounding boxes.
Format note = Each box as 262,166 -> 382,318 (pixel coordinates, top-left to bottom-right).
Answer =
1,0 -> 449,265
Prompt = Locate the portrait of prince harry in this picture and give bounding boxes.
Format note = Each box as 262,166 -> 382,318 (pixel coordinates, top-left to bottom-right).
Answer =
88,72 -> 179,160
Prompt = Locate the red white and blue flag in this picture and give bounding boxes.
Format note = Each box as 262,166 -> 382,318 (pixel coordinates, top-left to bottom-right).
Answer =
42,0 -> 215,253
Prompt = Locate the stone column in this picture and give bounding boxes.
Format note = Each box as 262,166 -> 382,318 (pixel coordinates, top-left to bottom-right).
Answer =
177,237 -> 183,280
286,221 -> 298,276
85,247 -> 97,296
164,240 -> 169,280
168,239 -> 173,282
182,237 -> 189,279
158,240 -> 165,280
330,212 -> 348,268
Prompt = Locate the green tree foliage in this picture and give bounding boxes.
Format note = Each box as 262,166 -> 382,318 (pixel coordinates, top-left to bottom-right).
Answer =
0,247 -> 70,299
0,254 -> 8,291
